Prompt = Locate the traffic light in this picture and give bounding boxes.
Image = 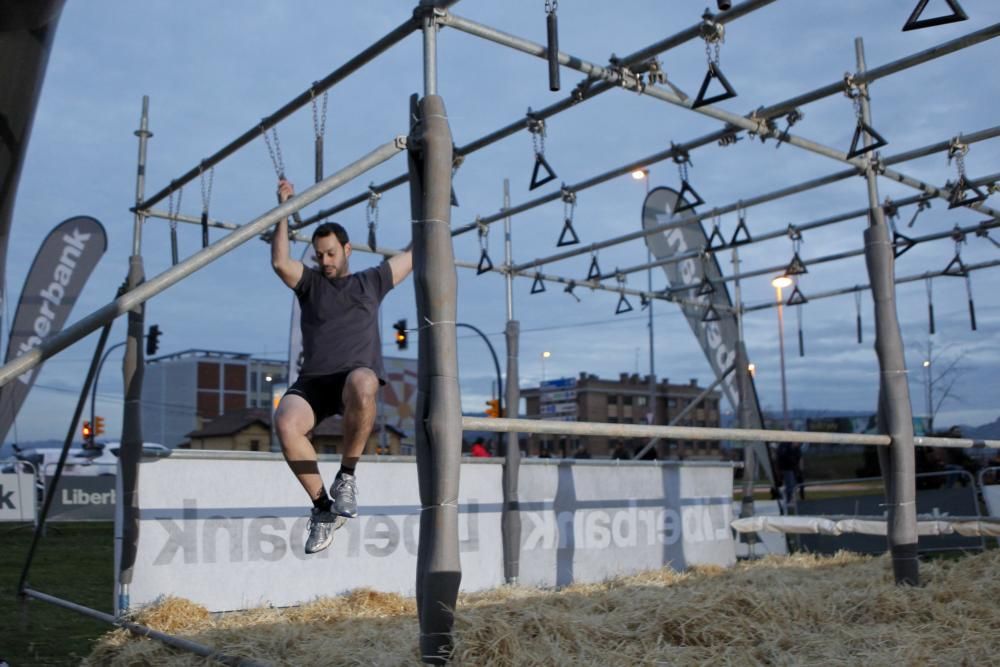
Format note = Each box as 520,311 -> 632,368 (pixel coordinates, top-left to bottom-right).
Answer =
82,420 -> 92,443
485,399 -> 501,418
146,324 -> 161,356
393,319 -> 408,350
94,416 -> 105,437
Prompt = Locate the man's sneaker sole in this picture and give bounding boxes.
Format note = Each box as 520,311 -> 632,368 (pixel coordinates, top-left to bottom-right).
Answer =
304,515 -> 347,554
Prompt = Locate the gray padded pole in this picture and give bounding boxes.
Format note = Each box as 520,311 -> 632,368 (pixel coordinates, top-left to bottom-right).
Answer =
501,179 -> 521,585
502,319 -> 521,584
408,92 -> 461,664
856,38 -> 918,586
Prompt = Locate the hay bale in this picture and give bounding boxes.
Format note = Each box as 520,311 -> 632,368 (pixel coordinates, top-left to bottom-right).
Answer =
86,550 -> 1000,666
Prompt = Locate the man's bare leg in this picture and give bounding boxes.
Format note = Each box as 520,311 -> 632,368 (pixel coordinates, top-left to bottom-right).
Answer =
331,368 -> 378,517
274,394 -> 324,502
340,368 -> 379,469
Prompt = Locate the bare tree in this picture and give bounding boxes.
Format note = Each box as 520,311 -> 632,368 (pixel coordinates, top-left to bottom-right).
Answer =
909,339 -> 967,433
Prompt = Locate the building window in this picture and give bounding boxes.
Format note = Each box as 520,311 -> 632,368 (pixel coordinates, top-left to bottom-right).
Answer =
250,439 -> 260,452
224,363 -> 247,392
197,391 -> 219,417
198,361 -> 220,390
606,396 -> 616,406
251,372 -> 258,392
636,396 -> 647,407
622,396 -> 632,406
668,398 -> 678,408
608,417 -> 618,423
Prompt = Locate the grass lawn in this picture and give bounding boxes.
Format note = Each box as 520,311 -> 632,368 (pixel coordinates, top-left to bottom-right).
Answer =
0,522 -> 115,666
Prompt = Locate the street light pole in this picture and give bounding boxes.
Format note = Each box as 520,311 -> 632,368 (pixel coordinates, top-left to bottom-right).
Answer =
772,275 -> 792,430
632,167 -> 656,425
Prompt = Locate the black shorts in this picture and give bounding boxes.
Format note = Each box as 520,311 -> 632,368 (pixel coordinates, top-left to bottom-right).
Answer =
284,372 -> 352,425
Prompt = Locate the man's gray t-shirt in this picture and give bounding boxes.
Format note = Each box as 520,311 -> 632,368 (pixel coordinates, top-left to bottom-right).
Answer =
294,262 -> 394,381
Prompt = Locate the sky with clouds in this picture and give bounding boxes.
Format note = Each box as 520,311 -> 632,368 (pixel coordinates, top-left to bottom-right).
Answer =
4,0 -> 999,443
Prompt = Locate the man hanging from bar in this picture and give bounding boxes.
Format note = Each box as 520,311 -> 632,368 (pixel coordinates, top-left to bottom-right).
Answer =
270,178 -> 413,554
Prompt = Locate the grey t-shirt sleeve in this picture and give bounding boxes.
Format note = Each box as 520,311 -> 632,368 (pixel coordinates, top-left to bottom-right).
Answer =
293,266 -> 318,298
373,261 -> 394,301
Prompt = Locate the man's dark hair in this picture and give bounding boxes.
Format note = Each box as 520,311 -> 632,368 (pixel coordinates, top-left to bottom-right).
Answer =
312,222 -> 350,247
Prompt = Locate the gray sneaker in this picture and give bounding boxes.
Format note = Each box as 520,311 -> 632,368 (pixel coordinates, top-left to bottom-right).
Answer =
304,507 -> 346,554
331,472 -> 358,518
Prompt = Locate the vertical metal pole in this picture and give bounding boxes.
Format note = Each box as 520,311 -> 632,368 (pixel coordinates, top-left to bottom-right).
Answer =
645,175 -> 656,428
504,179 -> 514,321
118,96 -> 151,612
423,14 -> 437,97
856,38 -> 919,586
733,248 -> 758,546
502,178 -> 521,584
776,285 -> 788,429
925,339 -> 933,432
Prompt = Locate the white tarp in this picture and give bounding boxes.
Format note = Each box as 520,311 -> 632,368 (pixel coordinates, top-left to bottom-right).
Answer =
122,454 -> 735,612
0,470 -> 36,522
731,499 -> 787,557
732,515 -> 1000,538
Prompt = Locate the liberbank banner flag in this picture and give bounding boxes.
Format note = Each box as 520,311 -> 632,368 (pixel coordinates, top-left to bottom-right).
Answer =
642,187 -> 774,483
0,216 -> 107,442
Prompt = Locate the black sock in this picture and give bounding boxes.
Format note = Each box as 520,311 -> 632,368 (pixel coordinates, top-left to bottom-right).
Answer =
312,491 -> 332,512
338,464 -> 356,478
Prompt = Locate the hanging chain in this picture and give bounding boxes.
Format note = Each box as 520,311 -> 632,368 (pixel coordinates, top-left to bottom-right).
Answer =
854,290 -> 862,313
545,0 -> 558,14
925,276 -> 933,302
199,165 -> 214,213
700,16 -> 725,66
843,73 -> 866,120
952,225 -> 967,256
477,219 -> 489,252
527,113 -> 546,156
948,136 -> 968,180
167,184 -> 183,231
262,125 -> 285,177
366,184 -> 380,229
310,88 -> 329,141
672,144 -> 691,181
562,186 -> 576,221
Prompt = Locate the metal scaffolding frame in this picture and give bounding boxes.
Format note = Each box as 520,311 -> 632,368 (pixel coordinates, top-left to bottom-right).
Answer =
5,0 -> 998,661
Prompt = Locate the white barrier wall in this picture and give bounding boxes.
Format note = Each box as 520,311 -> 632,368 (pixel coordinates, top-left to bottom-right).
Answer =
0,470 -> 36,522
121,453 -> 735,612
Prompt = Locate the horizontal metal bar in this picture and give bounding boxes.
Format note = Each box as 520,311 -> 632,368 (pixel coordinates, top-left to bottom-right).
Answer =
455,128 -> 729,236
691,214 -> 1000,291
511,122 -> 1000,274
138,18 -> 420,212
445,12 -> 1000,222
464,416 -> 891,446
22,589 -> 265,666
0,137 -> 407,388
464,417 -> 999,449
744,259 -> 1000,312
756,22 -> 1000,120
303,1 -> 778,224
604,170 -> 1000,280
639,83 -> 1000,221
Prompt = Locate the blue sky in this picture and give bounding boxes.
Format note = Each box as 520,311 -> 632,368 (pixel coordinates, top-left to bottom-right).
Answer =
4,0 -> 999,443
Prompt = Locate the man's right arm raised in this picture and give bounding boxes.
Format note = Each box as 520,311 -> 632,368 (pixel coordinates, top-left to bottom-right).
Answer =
271,178 -> 304,290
